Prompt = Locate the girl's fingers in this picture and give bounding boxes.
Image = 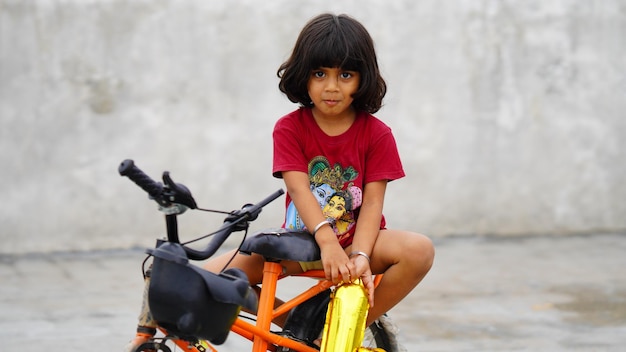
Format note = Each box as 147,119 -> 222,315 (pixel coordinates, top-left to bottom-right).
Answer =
362,275 -> 375,307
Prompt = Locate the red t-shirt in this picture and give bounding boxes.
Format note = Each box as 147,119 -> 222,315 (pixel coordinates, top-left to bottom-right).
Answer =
273,108 -> 405,247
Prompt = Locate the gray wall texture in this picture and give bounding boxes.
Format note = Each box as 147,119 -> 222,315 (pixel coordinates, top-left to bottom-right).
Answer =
1,0 -> 625,254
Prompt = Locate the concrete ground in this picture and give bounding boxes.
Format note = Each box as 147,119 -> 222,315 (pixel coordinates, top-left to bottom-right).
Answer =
1,233 -> 624,351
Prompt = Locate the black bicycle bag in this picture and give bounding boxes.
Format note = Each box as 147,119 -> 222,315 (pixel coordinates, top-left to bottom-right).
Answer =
147,241 -> 257,344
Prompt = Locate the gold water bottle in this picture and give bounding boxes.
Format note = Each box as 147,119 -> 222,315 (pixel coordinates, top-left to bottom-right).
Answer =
319,279 -> 370,352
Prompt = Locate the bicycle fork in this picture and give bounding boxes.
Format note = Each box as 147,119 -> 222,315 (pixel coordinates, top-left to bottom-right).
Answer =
319,280 -> 378,352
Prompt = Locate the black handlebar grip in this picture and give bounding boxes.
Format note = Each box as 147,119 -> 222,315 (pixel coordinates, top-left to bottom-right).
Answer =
118,159 -> 164,199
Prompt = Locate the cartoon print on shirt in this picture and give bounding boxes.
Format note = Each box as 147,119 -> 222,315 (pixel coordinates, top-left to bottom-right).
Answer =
285,182 -> 333,230
322,186 -> 363,242
284,156 -> 363,242
309,156 -> 358,191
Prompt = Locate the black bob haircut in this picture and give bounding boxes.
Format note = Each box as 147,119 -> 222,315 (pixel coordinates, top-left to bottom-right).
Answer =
277,14 -> 387,114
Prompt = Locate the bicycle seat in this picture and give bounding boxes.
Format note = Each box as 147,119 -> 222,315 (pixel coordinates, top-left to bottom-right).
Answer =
239,228 -> 321,262
147,242 -> 258,344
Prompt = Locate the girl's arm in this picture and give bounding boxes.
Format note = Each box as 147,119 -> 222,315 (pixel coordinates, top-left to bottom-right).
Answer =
351,180 -> 386,256
282,170 -> 355,284
350,179 -> 388,307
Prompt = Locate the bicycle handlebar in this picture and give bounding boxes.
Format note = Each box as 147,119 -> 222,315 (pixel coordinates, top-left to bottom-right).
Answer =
118,159 -> 284,260
118,159 -> 166,205
185,188 -> 285,260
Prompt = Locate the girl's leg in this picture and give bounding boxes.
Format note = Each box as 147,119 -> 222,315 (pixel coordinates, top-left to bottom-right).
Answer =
203,250 -> 304,327
203,249 -> 304,284
203,249 -> 266,284
364,229 -> 434,326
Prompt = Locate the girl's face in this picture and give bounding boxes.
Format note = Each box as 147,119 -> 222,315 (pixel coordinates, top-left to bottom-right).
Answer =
307,67 -> 360,121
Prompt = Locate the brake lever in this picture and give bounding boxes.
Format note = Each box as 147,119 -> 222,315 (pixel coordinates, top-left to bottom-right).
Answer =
223,203 -> 259,231
162,171 -> 198,209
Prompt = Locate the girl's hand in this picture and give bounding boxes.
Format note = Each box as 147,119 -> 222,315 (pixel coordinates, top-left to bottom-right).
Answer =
320,242 -> 355,285
351,254 -> 375,308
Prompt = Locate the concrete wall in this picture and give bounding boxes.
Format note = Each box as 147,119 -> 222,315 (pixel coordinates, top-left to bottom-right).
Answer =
1,0 -> 625,254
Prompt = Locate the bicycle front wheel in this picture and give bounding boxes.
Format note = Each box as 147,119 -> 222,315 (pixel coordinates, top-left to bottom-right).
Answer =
277,321 -> 397,352
280,289 -> 405,352
361,315 -> 406,352
133,342 -> 172,352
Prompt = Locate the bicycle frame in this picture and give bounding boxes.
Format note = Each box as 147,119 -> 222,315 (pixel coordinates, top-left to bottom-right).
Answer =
155,263 -> 381,352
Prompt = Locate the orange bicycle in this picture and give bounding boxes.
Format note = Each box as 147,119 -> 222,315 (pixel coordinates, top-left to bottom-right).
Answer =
119,160 -> 404,352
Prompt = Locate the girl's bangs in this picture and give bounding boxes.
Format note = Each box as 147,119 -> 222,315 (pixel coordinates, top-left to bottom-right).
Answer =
307,38 -> 362,71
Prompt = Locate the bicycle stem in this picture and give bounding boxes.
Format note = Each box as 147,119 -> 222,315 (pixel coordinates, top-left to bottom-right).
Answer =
165,214 -> 180,244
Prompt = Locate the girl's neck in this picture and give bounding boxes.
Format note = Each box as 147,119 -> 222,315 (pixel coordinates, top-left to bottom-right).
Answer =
310,106 -> 357,137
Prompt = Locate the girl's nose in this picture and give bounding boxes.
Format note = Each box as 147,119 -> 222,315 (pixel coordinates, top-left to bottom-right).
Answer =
324,76 -> 340,91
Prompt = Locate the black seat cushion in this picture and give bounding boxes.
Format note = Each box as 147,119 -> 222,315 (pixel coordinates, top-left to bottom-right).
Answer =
239,228 -> 321,262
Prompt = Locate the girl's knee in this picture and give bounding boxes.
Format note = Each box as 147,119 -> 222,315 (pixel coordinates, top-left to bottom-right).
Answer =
373,230 -> 434,275
404,232 -> 435,272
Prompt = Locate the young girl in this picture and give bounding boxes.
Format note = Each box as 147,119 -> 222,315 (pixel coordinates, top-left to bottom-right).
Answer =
125,13 -> 434,351
207,13 -> 434,328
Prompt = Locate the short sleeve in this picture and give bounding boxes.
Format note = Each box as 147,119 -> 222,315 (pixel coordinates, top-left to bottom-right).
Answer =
272,113 -> 309,178
364,126 -> 405,184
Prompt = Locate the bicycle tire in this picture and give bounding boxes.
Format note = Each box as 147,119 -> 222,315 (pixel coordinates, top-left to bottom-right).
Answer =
133,342 -> 172,352
362,315 -> 406,352
276,322 -> 396,352
280,289 -> 401,351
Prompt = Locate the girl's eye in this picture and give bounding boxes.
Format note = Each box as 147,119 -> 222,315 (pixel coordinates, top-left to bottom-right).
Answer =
313,71 -> 325,78
340,72 -> 353,79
